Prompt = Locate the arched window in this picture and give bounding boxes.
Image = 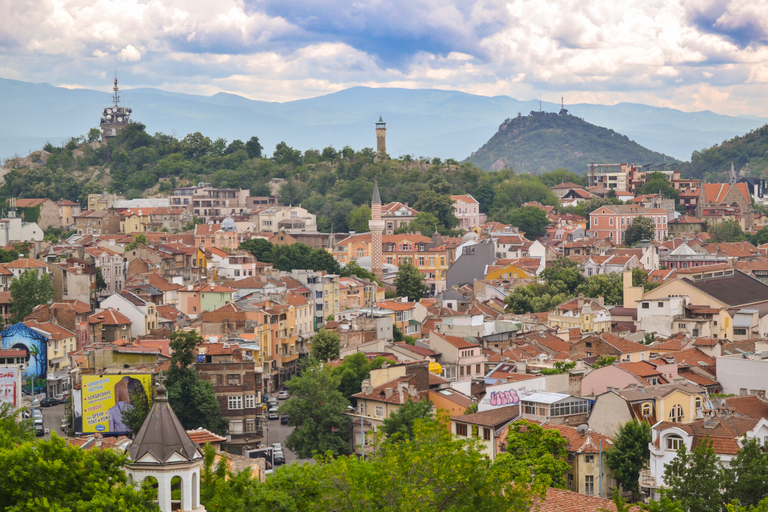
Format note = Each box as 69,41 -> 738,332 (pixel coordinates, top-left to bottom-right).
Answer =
642,403 -> 651,417
695,397 -> 702,409
666,435 -> 683,451
669,404 -> 683,423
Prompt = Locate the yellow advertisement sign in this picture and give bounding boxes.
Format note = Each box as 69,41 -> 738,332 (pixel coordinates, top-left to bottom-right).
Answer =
81,374 -> 152,434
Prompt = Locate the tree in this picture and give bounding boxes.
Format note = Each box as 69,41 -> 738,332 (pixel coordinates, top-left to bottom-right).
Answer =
394,211 -> 443,235
347,204 -> 371,233
331,352 -> 388,399
639,172 -> 679,202
95,268 -> 107,292
125,233 -> 149,251
9,270 -> 54,324
592,355 -> 617,368
200,443 -> 259,512
241,415 -> 536,512
166,330 -> 228,434
725,437 -> 768,507
576,272 -> 623,305
239,238 -> 273,262
394,260 -> 429,301
541,256 -> 586,295
121,387 -> 152,434
0,436 -> 158,512
605,420 -> 651,501
306,248 -> 341,274
0,402 -> 34,449
86,127 -> 102,143
504,283 -> 568,314
245,136 -> 263,159
414,191 -> 459,229
624,216 -> 655,246
310,329 -> 341,362
339,260 -> 377,282
663,439 -> 723,512
381,398 -> 434,439
709,219 -> 747,243
278,359 -> 351,458
496,419 -> 570,489
507,206 -> 550,239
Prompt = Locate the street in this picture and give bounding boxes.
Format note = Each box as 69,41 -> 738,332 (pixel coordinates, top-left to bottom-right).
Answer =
264,407 -> 314,466
39,402 -> 66,438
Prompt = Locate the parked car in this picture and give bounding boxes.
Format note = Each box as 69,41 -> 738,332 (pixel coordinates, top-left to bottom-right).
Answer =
23,409 -> 43,419
268,407 -> 279,420
273,449 -> 285,465
55,393 -> 68,404
34,419 -> 44,437
268,398 -> 278,409
40,397 -> 59,407
261,394 -> 271,404
272,443 -> 283,451
277,390 -> 289,400
280,415 -> 290,425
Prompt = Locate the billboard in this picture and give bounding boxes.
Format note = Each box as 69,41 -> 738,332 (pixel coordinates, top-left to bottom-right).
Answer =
81,374 -> 152,434
0,367 -> 18,407
1,323 -> 48,386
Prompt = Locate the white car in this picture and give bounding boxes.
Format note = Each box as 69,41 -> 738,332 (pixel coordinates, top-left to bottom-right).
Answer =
277,390 -> 289,400
272,443 -> 283,451
268,407 -> 279,420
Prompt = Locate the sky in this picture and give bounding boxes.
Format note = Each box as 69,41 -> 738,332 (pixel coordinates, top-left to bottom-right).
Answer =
2,0 -> 768,115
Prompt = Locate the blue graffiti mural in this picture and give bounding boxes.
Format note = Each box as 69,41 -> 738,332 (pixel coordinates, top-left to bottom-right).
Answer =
489,388 -> 520,407
1,323 -> 48,387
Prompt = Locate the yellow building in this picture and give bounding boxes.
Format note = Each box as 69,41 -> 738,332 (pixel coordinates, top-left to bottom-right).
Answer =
548,295 -> 611,334
484,262 -> 534,280
620,383 -> 706,425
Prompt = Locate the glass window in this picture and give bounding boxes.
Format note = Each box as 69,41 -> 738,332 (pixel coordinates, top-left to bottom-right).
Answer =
375,405 -> 384,418
669,404 -> 683,422
228,396 -> 243,410
585,475 -> 594,495
666,435 -> 683,450
245,395 -> 255,409
456,423 -> 468,436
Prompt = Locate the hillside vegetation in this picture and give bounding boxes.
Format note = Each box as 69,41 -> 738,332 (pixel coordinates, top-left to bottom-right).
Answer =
465,111 -> 678,173
689,124 -> 768,182
0,124 -> 587,234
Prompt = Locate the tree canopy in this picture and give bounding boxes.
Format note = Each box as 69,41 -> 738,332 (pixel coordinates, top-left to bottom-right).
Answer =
310,329 -> 341,362
381,398 -> 434,440
394,260 -> 429,301
624,216 -> 655,246
605,420 -> 651,500
9,270 -> 54,324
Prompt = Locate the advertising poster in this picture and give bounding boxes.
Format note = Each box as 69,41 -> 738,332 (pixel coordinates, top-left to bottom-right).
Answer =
81,374 -> 152,434
1,323 -> 48,385
0,367 -> 18,407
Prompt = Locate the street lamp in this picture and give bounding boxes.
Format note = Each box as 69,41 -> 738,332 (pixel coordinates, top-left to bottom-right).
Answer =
347,405 -> 364,460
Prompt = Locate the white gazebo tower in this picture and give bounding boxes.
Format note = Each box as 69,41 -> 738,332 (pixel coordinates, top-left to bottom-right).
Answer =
125,380 -> 206,511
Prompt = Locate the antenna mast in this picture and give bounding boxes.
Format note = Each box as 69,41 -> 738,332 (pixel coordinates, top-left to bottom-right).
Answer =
112,71 -> 120,106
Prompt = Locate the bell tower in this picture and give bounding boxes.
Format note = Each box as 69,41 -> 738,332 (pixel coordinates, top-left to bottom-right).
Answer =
375,116 -> 387,156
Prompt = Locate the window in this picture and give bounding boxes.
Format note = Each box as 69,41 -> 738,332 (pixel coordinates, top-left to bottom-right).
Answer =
229,420 -> 243,434
669,404 -> 683,422
245,395 -> 256,409
228,396 -> 243,410
568,474 -> 573,491
609,218 -> 613,226
642,302 -> 649,309
357,248 -> 364,258
585,455 -> 594,463
666,435 -> 683,450
585,475 -> 594,495
245,419 -> 256,433
734,328 -> 747,336
227,374 -> 241,386
476,364 -> 481,374
483,427 -> 491,441
456,423 -> 468,436
695,397 -> 702,409
658,302 -> 664,308
585,342 -> 592,348
375,405 -> 384,418
459,366 -> 464,377
594,218 -> 598,226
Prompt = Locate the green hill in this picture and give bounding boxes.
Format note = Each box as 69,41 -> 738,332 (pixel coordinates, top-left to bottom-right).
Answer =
464,110 -> 678,173
689,124 -> 768,182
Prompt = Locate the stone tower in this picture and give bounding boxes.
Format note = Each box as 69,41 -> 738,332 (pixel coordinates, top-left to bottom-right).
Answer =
125,382 -> 206,512
369,181 -> 384,279
375,116 -> 387,156
100,76 -> 132,142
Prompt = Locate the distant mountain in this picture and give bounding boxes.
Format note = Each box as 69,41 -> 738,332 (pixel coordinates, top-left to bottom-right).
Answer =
689,124 -> 768,181
465,111 -> 678,173
0,77 -> 765,163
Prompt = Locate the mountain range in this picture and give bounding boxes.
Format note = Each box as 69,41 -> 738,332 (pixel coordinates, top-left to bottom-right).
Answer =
0,77 -> 765,166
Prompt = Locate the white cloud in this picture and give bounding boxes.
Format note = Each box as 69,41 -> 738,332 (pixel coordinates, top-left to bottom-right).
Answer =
118,45 -> 141,61
1,0 -> 768,115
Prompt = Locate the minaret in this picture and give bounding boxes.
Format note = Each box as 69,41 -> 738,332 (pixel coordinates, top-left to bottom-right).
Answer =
369,181 -> 384,279
375,116 -> 387,156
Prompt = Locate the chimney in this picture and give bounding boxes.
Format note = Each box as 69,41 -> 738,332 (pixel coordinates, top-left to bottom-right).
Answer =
362,379 -> 373,395
665,355 -> 675,364
577,294 -> 584,308
384,387 -> 393,398
408,385 -> 417,397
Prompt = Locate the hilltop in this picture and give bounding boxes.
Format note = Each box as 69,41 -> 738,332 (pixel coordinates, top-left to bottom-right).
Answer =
464,111 -> 679,173
689,124 -> 768,182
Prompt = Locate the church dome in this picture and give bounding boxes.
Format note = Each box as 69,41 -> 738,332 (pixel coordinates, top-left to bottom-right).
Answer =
462,231 -> 480,242
221,215 -> 237,232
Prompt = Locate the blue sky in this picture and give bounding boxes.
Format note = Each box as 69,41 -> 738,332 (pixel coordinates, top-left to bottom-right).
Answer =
2,0 -> 768,115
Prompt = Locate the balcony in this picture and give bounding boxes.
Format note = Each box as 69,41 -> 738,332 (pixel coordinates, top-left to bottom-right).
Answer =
281,353 -> 299,364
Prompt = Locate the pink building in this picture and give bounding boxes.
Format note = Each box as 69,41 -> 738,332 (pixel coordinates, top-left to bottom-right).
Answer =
589,205 -> 668,244
450,194 -> 485,230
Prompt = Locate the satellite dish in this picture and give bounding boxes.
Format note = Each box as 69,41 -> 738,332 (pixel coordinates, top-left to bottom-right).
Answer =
576,424 -> 589,435
117,117 -> 123,122
126,108 -> 132,113
106,115 -> 112,121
